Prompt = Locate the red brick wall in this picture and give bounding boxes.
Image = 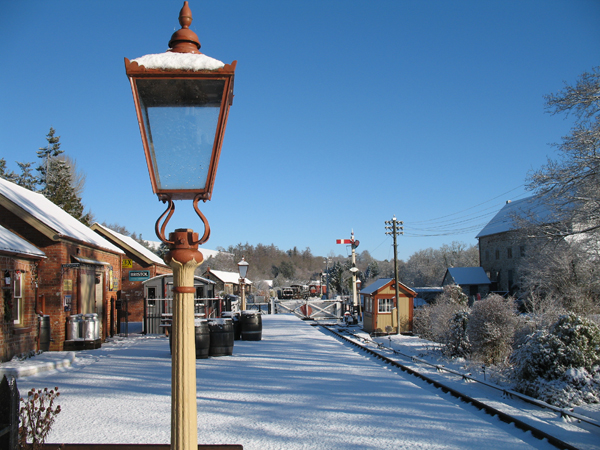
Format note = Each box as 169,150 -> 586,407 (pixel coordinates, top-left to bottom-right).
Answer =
0,255 -> 41,362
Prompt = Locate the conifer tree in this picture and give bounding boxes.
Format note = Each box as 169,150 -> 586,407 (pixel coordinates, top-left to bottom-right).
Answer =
36,127 -> 92,225
37,127 -> 64,194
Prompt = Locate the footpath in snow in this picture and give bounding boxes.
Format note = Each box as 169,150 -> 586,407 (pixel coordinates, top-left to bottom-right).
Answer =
9,315 -> 558,450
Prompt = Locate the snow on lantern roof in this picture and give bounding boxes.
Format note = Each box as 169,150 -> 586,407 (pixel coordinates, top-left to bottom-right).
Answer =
131,52 -> 225,71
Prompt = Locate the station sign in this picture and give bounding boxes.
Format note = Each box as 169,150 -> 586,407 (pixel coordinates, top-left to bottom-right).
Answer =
129,270 -> 150,281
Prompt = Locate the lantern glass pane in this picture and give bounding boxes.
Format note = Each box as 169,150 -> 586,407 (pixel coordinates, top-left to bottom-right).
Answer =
136,78 -> 225,191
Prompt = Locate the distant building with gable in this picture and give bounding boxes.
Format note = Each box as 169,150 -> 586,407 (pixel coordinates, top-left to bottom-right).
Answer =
442,267 -> 491,305
90,223 -> 171,324
203,268 -> 252,297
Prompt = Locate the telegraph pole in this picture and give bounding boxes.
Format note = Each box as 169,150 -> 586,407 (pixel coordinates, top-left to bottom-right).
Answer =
385,216 -> 403,334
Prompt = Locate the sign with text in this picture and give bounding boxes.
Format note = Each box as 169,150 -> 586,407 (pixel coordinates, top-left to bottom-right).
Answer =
122,259 -> 133,269
129,270 -> 150,281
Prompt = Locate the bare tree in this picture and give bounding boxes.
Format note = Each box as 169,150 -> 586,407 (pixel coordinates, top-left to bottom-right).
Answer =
527,66 -> 600,239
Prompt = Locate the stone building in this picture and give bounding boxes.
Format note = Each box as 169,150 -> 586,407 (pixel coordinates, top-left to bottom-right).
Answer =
476,196 -> 554,295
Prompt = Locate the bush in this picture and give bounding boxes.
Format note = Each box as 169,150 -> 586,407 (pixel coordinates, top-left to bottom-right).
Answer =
467,294 -> 518,365
18,387 -> 61,450
512,313 -> 600,407
414,285 -> 470,356
444,310 -> 471,358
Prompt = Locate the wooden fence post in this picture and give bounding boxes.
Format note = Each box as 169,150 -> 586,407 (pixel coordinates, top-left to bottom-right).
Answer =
0,374 -> 20,450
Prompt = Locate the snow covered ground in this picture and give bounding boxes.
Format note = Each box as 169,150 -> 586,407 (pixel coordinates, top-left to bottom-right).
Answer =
2,315 -> 597,449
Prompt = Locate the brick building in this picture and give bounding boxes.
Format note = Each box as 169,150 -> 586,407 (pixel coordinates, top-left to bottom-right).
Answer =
0,178 -> 124,352
0,225 -> 46,361
90,223 -> 171,323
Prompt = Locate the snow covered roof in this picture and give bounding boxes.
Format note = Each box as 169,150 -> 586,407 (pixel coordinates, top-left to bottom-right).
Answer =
0,224 -> 46,258
360,278 -> 416,296
131,52 -> 225,71
476,195 -> 558,238
0,178 -> 124,255
91,223 -> 167,267
207,268 -> 251,285
444,267 -> 491,286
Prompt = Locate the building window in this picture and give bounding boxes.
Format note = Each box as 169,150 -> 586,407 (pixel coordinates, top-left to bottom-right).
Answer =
507,247 -> 513,259
12,271 -> 23,325
365,297 -> 372,313
495,249 -> 500,260
520,246 -> 526,257
485,250 -> 490,261
378,298 -> 393,313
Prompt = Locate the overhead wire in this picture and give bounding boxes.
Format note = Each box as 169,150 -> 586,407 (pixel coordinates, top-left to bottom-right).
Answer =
401,185 -> 530,238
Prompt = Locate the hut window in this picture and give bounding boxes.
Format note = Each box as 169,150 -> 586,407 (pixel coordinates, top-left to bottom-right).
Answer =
379,298 -> 393,313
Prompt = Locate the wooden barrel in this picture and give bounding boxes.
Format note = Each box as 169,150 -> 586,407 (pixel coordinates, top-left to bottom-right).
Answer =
223,312 -> 241,340
240,311 -> 262,341
194,319 -> 210,359
208,319 -> 234,356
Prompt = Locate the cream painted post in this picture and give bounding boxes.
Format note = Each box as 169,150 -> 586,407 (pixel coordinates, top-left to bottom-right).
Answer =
165,229 -> 203,450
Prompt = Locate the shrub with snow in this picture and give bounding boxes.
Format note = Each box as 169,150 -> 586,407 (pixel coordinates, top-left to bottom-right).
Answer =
512,313 -> 600,407
414,285 -> 470,357
467,294 -> 519,365
444,310 -> 471,358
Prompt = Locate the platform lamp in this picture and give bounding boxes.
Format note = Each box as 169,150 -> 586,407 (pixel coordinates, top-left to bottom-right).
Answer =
238,257 -> 249,311
124,3 -> 236,449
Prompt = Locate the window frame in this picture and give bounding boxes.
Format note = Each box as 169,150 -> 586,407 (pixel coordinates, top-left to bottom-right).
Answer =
12,271 -> 23,326
378,298 -> 394,313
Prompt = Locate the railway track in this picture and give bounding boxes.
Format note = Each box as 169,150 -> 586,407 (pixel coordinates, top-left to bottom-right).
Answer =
320,324 -> 600,450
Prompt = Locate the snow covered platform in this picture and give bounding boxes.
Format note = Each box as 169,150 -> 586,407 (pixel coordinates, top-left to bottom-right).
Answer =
14,315 -> 555,450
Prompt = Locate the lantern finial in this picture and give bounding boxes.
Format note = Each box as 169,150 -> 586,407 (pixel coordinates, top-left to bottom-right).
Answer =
168,1 -> 201,54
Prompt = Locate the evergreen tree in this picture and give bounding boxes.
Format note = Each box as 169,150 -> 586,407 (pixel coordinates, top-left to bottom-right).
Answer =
36,128 -> 91,225
14,161 -> 38,190
37,127 -> 63,194
0,158 -> 17,183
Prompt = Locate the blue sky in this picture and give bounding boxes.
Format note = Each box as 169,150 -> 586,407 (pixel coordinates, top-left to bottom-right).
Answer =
1,1 -> 599,262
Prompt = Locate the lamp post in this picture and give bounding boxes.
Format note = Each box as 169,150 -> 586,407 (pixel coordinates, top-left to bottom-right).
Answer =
238,257 -> 249,311
125,3 -> 236,449
323,257 -> 331,299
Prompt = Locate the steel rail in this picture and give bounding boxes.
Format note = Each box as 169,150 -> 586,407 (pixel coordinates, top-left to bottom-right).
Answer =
320,325 -> 583,450
337,327 -> 600,430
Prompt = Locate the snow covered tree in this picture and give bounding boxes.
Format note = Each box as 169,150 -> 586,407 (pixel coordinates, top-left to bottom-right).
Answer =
527,67 -> 600,240
519,238 -> 600,316
467,294 -> 519,365
414,285 -> 470,352
512,313 -> 600,406
445,310 -> 471,358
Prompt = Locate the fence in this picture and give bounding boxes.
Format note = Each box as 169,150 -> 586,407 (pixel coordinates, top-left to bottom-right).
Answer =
0,375 -> 19,450
275,299 -> 343,321
145,298 -> 222,335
